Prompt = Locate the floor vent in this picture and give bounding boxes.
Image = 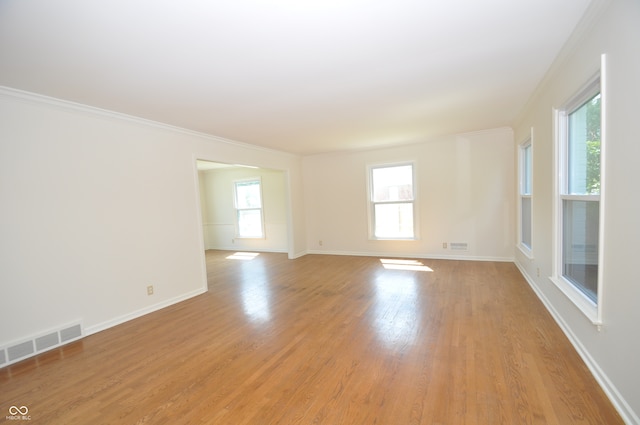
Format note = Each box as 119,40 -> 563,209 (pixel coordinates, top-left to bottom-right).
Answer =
450,242 -> 469,251
1,322 -> 83,368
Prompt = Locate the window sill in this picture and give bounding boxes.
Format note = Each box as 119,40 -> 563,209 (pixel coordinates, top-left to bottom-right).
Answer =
549,276 -> 601,325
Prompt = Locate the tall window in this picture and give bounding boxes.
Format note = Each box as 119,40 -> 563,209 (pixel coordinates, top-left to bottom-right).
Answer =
519,138 -> 533,254
555,74 -> 603,322
369,163 -> 416,239
234,179 -> 264,238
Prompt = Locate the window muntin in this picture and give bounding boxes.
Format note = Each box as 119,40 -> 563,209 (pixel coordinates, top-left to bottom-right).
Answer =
369,163 -> 415,239
234,179 -> 264,238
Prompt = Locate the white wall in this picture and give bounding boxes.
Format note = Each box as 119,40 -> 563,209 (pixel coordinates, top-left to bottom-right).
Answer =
0,89 -> 304,349
513,0 -> 640,422
198,167 -> 288,252
303,127 -> 514,260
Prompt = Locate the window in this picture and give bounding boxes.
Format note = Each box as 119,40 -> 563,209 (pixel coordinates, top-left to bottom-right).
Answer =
519,137 -> 533,255
554,73 -> 603,323
369,163 -> 416,239
234,179 -> 264,238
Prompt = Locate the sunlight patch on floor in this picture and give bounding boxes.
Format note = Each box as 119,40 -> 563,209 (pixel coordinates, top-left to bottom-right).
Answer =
380,258 -> 433,272
227,252 -> 261,260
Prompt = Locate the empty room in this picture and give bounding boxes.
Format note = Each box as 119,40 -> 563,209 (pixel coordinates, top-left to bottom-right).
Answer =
1,0 -> 639,424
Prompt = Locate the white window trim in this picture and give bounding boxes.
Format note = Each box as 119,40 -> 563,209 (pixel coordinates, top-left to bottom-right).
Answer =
517,131 -> 533,259
366,161 -> 419,241
550,56 -> 607,325
233,177 -> 265,239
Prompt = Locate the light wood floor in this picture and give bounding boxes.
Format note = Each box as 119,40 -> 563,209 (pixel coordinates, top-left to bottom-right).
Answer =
0,251 -> 623,424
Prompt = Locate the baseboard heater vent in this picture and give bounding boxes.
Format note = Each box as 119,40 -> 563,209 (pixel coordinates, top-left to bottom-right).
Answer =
450,242 -> 469,251
0,321 -> 83,368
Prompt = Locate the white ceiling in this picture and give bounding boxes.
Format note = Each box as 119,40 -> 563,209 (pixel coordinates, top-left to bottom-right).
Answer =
0,0 -> 594,155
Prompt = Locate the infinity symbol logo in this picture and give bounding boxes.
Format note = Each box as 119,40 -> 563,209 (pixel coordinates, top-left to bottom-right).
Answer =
9,406 -> 29,415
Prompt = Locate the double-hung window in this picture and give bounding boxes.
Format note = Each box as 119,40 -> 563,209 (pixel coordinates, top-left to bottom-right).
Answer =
519,137 -> 533,255
554,73 -> 604,323
369,163 -> 416,239
234,179 -> 264,238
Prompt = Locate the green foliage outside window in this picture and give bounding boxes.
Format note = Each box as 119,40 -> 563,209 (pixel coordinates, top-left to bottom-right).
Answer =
585,94 -> 601,194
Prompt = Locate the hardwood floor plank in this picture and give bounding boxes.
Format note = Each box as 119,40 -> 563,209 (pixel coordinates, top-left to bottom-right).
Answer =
0,251 -> 624,424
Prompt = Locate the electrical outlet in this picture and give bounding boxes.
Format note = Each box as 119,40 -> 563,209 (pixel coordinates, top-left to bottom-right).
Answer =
442,242 -> 447,249
319,240 -> 323,246
536,268 -> 540,277
147,285 -> 154,296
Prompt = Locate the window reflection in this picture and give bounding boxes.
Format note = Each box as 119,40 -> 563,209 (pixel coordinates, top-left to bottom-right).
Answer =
372,274 -> 420,348
241,279 -> 271,323
235,255 -> 271,323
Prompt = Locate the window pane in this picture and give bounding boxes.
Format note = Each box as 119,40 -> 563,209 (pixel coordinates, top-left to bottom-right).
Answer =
522,144 -> 532,195
521,197 -> 532,249
562,200 -> 599,303
568,93 -> 601,195
372,165 -> 413,202
238,209 -> 263,238
236,181 -> 262,209
374,203 -> 413,238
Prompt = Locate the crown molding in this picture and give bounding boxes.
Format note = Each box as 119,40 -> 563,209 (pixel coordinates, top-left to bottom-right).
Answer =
0,86 -> 297,158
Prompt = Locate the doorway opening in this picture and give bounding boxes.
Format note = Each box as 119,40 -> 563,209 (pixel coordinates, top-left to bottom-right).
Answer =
195,160 -> 290,288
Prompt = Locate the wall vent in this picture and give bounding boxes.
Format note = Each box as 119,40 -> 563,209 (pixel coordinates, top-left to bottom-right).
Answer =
36,332 -> 60,351
60,324 -> 82,342
7,341 -> 34,362
1,321 -> 83,368
450,242 -> 469,251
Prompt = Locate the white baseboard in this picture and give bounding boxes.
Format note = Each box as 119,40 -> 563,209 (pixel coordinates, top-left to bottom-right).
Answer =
514,262 -> 639,425
85,287 -> 207,336
206,246 -> 288,253
305,249 -> 514,262
288,250 -> 308,259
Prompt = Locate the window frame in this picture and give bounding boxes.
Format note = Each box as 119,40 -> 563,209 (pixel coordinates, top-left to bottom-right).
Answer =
551,66 -> 606,325
518,133 -> 533,258
367,161 -> 418,241
233,178 -> 265,239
